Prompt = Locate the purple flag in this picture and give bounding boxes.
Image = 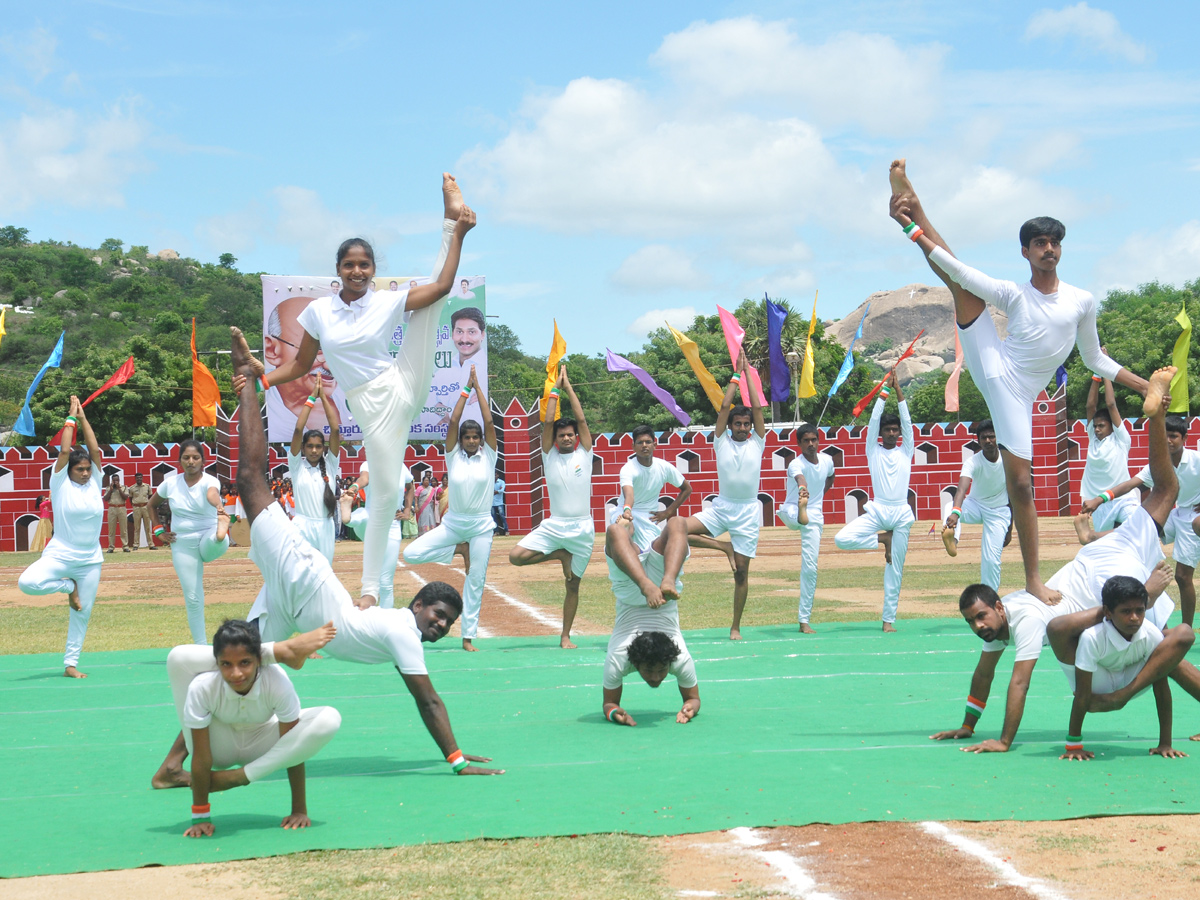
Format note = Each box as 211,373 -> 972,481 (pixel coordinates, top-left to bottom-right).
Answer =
606,348 -> 691,426
1055,365 -> 1068,389
766,295 -> 790,402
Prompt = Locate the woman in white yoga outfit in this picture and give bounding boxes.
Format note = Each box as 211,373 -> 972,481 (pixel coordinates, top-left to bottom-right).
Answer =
287,376 -> 342,562
404,365 -> 498,651
148,440 -> 231,644
17,396 -> 104,679
257,174 -> 475,609
340,457 -> 415,608
161,619 -> 341,837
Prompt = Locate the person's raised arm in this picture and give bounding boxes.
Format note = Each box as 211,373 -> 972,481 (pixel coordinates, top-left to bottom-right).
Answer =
289,383 -> 317,456
445,371 -> 472,453
931,649 -> 1002,740
74,398 -> 102,471
184,727 -> 214,837
400,672 -> 504,774
964,658 -> 1037,753
1103,378 -> 1123,431
1085,373 -> 1100,424
541,366 -> 562,453
561,365 -> 591,451
317,379 -> 342,456
54,397 -> 83,473
471,366 -> 498,451
1060,669 -> 1093,761
865,384 -> 885,461
744,352 -> 766,438
895,375 -> 914,458
714,357 -> 743,439
264,333 -> 318,389
404,209 -> 477,312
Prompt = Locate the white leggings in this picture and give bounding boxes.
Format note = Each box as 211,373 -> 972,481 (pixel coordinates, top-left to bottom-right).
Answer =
834,501 -> 913,623
347,220 -> 456,600
952,495 -> 1011,591
170,530 -> 231,644
166,644 -> 340,782
403,511 -> 494,638
347,509 -> 406,608
18,553 -> 102,667
779,509 -> 824,625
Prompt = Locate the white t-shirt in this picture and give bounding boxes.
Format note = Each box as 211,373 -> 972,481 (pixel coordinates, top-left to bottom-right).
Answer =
287,450 -> 340,520
715,431 -> 765,502
45,463 -> 104,565
447,442 -> 497,516
1136,448 -> 1200,509
336,605 -> 428,674
619,457 -> 685,511
1080,421 -> 1132,500
982,590 -> 1077,662
156,472 -> 220,537
1075,618 -> 1163,676
866,399 -> 914,504
296,288 -> 411,391
963,452 -> 1008,509
182,664 -> 301,730
785,453 -> 835,525
543,445 -> 593,518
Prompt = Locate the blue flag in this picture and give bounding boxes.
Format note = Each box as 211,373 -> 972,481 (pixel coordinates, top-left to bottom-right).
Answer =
13,331 -> 65,436
1055,365 -> 1068,389
765,294 -> 790,402
828,304 -> 869,397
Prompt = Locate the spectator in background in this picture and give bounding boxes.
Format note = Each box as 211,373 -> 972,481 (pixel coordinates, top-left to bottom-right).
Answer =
492,475 -> 507,535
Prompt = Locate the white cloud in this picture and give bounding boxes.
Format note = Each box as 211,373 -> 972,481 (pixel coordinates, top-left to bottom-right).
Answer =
0,26 -> 58,82
1025,3 -> 1148,63
627,306 -> 699,337
611,244 -> 707,291
1097,220 -> 1200,291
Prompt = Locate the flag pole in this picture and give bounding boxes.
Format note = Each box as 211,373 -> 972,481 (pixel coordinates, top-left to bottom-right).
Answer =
815,393 -> 833,428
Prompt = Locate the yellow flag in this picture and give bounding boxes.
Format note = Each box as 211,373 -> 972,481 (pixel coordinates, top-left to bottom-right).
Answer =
798,291 -> 819,398
1170,299 -> 1191,413
191,318 -> 221,427
0,307 -> 6,353
668,322 -> 725,411
539,320 -> 567,421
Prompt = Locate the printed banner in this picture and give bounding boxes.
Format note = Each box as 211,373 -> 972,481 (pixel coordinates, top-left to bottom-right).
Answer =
261,275 -> 486,443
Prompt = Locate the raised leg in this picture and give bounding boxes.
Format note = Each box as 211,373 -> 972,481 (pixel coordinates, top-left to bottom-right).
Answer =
231,327 -> 276,523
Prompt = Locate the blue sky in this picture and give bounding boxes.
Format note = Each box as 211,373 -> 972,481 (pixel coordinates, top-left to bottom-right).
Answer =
3,1 -> 1199,356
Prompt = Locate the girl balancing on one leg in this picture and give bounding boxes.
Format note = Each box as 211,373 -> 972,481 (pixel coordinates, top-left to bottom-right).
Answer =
18,396 -> 105,679
147,441 -> 232,643
287,376 -> 342,562
404,365 -> 498,651
256,174 -> 476,610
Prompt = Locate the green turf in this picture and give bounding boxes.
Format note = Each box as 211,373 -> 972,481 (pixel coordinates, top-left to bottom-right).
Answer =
2,618 -> 1199,878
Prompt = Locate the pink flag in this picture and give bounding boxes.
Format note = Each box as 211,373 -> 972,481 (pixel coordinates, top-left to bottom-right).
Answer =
716,305 -> 766,406
944,330 -> 964,412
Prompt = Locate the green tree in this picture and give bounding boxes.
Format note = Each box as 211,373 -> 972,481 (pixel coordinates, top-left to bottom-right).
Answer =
218,253 -> 238,269
0,225 -> 29,247
99,238 -> 123,252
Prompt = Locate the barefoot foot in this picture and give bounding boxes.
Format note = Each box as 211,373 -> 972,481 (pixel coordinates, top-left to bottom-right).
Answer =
660,579 -> 680,602
67,579 -> 81,611
230,327 -> 262,376
1143,366 -> 1177,417
339,492 -> 355,523
882,622 -> 897,633
463,638 -> 478,652
941,526 -> 958,557
889,158 -> 914,197
722,544 -> 737,573
730,628 -> 742,641
151,764 -> 191,789
215,509 -> 231,542
560,635 -> 577,650
442,173 -> 464,220
1073,512 -> 1097,546
879,531 -> 893,565
64,665 -> 87,679
799,623 -> 817,634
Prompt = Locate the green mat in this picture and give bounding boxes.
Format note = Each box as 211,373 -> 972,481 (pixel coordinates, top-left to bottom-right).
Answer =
3,618 -> 1199,878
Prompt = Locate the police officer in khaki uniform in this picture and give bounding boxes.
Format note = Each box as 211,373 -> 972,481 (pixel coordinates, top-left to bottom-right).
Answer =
129,473 -> 154,550
105,474 -> 130,553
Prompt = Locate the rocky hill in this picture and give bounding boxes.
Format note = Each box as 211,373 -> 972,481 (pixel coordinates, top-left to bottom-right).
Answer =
826,283 -> 1009,385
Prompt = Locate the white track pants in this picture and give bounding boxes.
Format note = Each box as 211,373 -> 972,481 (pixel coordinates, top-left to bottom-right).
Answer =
169,529 -> 231,644
166,644 -> 340,781
294,513 -> 335,563
18,553 -> 102,667
403,511 -> 494,639
347,509 -> 407,608
952,496 -> 1011,591
345,219 -> 455,600
834,501 -> 913,623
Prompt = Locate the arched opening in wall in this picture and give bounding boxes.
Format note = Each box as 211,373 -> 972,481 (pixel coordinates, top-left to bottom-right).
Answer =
908,488 -> 918,520
0,464 -> 13,493
654,495 -> 672,514
772,447 -> 796,470
42,464 -> 56,490
962,440 -> 980,464
702,493 -> 717,512
757,492 -> 774,527
822,446 -> 843,468
270,463 -> 288,482
940,485 -> 958,521
410,462 -> 432,485
845,489 -> 868,522
150,462 -> 175,487
592,455 -> 604,476
1067,437 -> 1081,462
604,496 -> 621,523
676,450 -> 701,474
15,513 -> 38,552
914,442 -> 938,465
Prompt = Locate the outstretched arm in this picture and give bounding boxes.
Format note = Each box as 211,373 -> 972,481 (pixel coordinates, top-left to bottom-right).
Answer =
54,396 -> 83,473
264,333 -> 318,389
471,366 -> 498,450
714,371 -> 740,438
931,649 -> 1002,740
1103,378 -> 1123,430
404,210 -> 477,312
745,351 -> 766,438
964,658 -> 1036,753
401,672 -> 504,774
541,366 -> 562,452
1081,475 -> 1144,515
945,474 -> 973,530
318,380 -> 342,456
1085,374 -> 1100,423
561,366 -> 591,451
289,385 -> 317,456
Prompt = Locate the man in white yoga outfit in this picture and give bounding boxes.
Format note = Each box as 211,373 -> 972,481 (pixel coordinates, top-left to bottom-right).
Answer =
889,159 -> 1148,608
681,351 -> 766,641
509,365 -> 595,649
933,368 -> 1177,754
613,424 -> 693,553
1074,372 -> 1137,542
229,327 -> 503,777
778,423 -> 833,634
941,419 -> 1012,591
834,373 -> 913,632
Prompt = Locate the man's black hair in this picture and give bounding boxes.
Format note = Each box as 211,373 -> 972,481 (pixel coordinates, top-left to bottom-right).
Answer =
631,424 -> 655,442
960,583 -> 1000,612
1092,408 -> 1112,427
796,423 -> 819,445
411,580 -> 463,615
627,631 -> 681,668
1166,415 -> 1189,437
1019,216 -> 1065,248
880,412 -> 901,430
450,306 -> 485,331
730,405 -> 752,423
970,419 -> 995,437
1101,575 -> 1148,612
553,418 -> 578,439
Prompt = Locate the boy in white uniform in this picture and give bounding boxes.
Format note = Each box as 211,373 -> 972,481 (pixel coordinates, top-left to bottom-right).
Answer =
834,373 -> 914,631
682,351 -> 766,641
941,419 -> 1012,591
602,516 -> 699,727
229,327 -> 503,777
889,160 -> 1147,608
613,424 -> 692,552
510,365 -> 595,649
778,423 -> 834,633
1075,372 -> 1137,539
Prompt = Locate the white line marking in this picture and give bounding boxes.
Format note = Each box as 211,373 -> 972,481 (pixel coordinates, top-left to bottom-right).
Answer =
921,821 -> 1072,900
480,582 -> 564,631
728,827 -> 840,899
404,570 -> 493,638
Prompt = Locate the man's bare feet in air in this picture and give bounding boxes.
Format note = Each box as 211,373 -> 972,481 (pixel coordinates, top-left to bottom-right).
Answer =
463,638 -> 478,652
230,327 -> 257,374
878,531 -> 893,564
215,508 -> 231,543
1143,366 -> 1176,418
641,581 -> 665,609
64,665 -> 87,679
456,541 -> 471,573
443,173 -> 464,220
799,623 -> 816,634
66,579 -> 81,611
1073,512 -> 1098,546
941,526 -> 958,557
660,578 -> 680,602
274,621 -> 337,670
560,633 -> 577,650
882,622 -> 897,633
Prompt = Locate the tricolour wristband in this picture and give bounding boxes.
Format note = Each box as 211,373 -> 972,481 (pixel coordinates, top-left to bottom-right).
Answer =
1096,490 -> 1114,504
446,750 -> 468,773
879,388 -> 890,400
903,222 -> 918,236
460,389 -> 470,399
1065,734 -> 1084,752
304,398 -> 316,408
951,507 -> 963,518
154,526 -> 165,536
908,226 -> 924,242
606,707 -> 620,722
1091,374 -> 1102,383
965,695 -> 986,721
191,803 -> 212,823
730,373 -> 741,384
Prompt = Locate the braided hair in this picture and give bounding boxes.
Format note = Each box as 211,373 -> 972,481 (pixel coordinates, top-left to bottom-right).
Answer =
303,429 -> 336,518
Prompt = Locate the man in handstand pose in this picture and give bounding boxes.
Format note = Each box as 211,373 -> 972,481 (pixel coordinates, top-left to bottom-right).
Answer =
602,516 -> 699,727
228,327 -> 503,776
932,368 -> 1175,753
889,160 -> 1148,605
941,419 -> 1012,591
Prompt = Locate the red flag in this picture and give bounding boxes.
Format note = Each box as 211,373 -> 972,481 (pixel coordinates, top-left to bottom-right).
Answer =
49,356 -> 136,446
851,330 -> 925,418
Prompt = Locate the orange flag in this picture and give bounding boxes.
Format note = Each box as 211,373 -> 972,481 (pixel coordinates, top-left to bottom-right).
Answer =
191,318 -> 221,427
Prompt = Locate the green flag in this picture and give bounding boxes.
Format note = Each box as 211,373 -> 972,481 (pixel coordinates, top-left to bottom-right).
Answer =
1170,299 -> 1191,413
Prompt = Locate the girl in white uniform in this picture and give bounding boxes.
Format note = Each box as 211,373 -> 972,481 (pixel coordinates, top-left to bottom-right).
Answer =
17,396 -> 104,678
286,377 -> 342,562
404,365 -> 498,650
341,457 -> 415,608
149,440 -> 231,644
257,175 -> 475,609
